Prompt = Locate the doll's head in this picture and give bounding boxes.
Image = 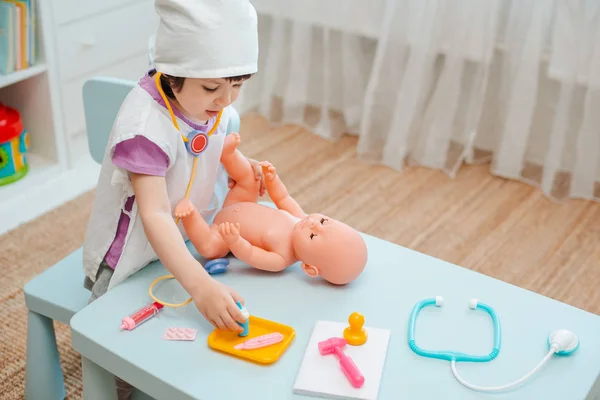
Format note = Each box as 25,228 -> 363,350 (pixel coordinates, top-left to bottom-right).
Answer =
291,213 -> 367,285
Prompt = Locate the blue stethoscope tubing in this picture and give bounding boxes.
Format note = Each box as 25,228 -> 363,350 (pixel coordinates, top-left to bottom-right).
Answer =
408,297 -> 501,363
407,296 -> 580,393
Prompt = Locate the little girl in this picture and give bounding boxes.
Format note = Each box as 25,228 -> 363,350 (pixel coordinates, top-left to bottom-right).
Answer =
82,0 -> 260,397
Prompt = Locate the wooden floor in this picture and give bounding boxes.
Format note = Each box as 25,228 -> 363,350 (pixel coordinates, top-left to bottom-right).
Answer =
240,115 -> 600,315
1,114 -> 598,398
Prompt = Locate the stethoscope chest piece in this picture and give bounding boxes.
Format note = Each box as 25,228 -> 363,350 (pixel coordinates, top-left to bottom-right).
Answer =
186,130 -> 209,156
204,258 -> 229,275
548,329 -> 579,355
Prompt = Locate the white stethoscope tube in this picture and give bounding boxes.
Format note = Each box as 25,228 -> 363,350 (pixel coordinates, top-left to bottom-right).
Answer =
449,330 -> 579,392
450,348 -> 555,392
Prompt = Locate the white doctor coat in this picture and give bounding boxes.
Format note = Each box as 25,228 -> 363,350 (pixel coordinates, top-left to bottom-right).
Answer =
82,84 -> 234,291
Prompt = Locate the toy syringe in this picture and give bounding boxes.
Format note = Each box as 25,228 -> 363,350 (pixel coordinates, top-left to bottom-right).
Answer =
120,301 -> 164,331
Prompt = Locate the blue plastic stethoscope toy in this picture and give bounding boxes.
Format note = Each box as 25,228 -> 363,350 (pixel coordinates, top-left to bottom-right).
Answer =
204,258 -> 229,275
408,296 -> 580,392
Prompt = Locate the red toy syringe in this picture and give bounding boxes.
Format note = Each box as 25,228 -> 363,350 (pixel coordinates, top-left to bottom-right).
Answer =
120,301 -> 164,331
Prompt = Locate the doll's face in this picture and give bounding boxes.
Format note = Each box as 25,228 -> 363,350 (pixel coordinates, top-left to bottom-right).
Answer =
291,214 -> 367,285
173,78 -> 245,122
292,214 -> 333,259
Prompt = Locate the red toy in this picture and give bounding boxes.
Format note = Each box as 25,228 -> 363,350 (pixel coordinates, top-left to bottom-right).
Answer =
0,103 -> 29,186
120,301 -> 164,331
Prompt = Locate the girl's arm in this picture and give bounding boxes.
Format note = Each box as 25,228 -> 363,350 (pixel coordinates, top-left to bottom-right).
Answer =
130,172 -> 245,331
130,172 -> 209,294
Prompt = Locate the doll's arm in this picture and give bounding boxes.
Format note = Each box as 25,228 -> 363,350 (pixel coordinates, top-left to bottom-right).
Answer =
260,162 -> 305,218
232,241 -> 289,272
219,223 -> 289,272
275,196 -> 305,219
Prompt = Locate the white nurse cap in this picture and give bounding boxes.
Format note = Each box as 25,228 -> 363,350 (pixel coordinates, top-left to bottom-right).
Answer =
153,0 -> 258,78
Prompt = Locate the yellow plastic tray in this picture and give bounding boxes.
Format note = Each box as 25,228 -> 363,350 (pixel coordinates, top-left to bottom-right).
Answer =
207,315 -> 295,364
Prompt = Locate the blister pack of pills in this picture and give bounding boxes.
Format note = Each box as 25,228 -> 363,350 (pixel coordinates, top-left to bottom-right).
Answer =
162,327 -> 198,341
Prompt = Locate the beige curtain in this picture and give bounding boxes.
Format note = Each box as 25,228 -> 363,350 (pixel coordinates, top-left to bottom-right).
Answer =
238,0 -> 600,202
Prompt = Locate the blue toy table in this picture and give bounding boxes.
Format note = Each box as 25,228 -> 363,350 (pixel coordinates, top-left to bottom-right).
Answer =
70,235 -> 600,400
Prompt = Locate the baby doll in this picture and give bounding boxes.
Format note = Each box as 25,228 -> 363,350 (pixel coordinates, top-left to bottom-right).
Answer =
175,133 -> 368,285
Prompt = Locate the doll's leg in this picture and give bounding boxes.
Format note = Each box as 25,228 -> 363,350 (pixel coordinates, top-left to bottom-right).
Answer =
174,199 -> 229,259
220,133 -> 260,207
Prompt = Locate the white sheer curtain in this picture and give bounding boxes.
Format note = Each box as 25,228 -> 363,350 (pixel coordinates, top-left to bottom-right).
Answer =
239,0 -> 600,202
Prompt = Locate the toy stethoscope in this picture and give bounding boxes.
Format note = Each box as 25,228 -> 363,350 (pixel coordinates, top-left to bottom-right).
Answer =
148,72 -> 228,308
408,296 -> 580,392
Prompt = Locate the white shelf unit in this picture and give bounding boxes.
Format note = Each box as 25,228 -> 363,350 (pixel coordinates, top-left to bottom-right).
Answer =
0,0 -> 159,235
0,64 -> 48,89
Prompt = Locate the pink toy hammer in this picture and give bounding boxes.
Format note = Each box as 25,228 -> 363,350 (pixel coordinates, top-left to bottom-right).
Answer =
318,337 -> 365,388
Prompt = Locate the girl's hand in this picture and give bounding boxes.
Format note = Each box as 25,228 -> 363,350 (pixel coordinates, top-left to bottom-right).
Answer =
228,157 -> 266,196
192,277 -> 246,332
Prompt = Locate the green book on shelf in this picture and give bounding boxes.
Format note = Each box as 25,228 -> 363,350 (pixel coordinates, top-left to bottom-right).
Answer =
0,1 -> 16,75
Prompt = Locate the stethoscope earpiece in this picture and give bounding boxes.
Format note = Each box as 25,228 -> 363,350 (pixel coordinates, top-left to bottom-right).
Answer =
434,296 -> 479,310
468,298 -> 478,310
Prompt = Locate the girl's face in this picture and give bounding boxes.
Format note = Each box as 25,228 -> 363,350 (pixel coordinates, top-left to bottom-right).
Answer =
172,78 -> 244,122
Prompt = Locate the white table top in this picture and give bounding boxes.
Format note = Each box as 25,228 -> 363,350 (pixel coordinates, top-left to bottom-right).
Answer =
71,234 -> 600,399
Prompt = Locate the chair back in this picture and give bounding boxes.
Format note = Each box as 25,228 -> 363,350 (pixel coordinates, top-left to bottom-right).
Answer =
82,77 -> 135,164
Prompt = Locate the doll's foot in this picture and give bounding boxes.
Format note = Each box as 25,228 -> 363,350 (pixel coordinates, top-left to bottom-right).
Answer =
259,161 -> 277,181
223,132 -> 241,155
174,198 -> 196,219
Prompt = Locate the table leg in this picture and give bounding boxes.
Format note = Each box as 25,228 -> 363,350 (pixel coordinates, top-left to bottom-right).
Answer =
586,372 -> 600,399
82,356 -> 118,400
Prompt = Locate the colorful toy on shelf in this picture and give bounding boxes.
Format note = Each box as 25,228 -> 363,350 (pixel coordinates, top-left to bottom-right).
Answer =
344,312 -> 368,346
0,103 -> 29,186
174,133 -> 368,285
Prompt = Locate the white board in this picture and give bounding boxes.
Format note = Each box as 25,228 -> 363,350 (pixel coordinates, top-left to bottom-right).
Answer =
293,320 -> 391,400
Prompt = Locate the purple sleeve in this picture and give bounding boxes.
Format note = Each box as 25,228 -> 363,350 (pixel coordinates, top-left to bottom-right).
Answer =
112,136 -> 169,176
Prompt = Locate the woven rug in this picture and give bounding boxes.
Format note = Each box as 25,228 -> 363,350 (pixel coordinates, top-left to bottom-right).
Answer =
0,190 -> 94,399
1,115 -> 598,399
